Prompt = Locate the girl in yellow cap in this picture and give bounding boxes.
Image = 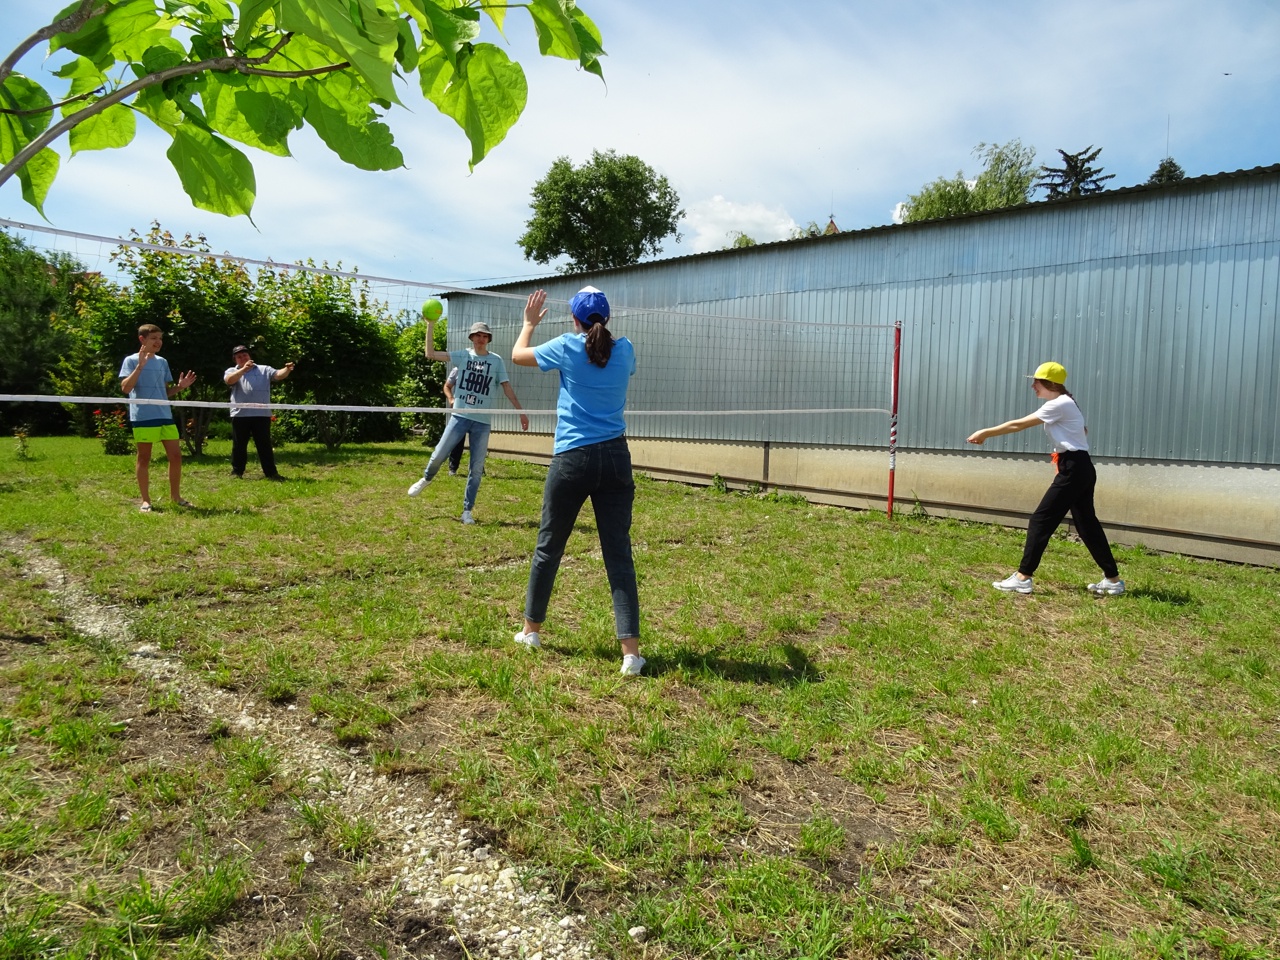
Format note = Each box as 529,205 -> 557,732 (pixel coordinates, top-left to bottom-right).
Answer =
967,361 -> 1124,596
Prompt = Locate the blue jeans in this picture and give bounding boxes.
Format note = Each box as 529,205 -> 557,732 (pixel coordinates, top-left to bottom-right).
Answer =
524,436 -> 640,639
424,416 -> 490,510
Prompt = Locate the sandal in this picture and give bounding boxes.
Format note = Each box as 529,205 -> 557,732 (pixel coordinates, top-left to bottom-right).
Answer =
139,501 -> 152,513
173,498 -> 193,508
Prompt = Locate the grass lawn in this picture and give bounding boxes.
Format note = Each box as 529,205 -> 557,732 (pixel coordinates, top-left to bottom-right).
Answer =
2,435 -> 1278,959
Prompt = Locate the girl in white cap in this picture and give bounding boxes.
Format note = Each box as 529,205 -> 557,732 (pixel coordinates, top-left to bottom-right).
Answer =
510,286 -> 645,675
967,361 -> 1124,596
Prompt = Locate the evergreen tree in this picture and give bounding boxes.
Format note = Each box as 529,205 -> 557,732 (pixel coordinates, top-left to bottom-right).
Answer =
1036,146 -> 1116,199
1147,157 -> 1186,186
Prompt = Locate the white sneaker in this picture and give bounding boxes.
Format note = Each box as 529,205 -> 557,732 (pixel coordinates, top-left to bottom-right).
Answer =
461,510 -> 475,525
992,573 -> 1033,594
407,477 -> 429,497
1087,578 -> 1126,596
513,630 -> 541,648
620,654 -> 646,676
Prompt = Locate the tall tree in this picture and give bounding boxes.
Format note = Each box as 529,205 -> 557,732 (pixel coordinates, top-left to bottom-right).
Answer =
0,0 -> 605,217
0,230 -> 79,434
257,264 -> 404,449
1147,157 -> 1186,186
1036,146 -> 1115,200
518,149 -> 683,273
101,224 -> 267,455
898,140 -> 1037,223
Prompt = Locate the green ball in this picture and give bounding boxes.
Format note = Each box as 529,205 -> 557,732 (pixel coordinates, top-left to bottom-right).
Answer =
422,298 -> 444,321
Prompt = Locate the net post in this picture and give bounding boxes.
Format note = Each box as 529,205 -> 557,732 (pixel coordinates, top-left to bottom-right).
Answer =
887,320 -> 902,519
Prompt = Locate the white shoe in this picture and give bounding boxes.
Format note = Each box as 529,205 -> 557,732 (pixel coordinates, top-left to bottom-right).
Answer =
1087,578 -> 1126,596
620,654 -> 646,676
992,573 -> 1033,594
461,510 -> 475,525
407,477 -> 429,497
513,630 -> 541,648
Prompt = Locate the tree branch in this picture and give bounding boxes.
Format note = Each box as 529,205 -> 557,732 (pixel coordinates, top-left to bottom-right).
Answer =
0,32 -> 351,190
0,86 -> 104,117
0,0 -> 108,86
242,62 -> 351,79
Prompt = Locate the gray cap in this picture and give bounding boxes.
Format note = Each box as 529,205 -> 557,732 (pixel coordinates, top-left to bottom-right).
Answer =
468,322 -> 492,339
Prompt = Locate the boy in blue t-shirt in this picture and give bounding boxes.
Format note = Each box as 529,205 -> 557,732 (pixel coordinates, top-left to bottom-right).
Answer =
119,324 -> 197,512
407,318 -> 529,524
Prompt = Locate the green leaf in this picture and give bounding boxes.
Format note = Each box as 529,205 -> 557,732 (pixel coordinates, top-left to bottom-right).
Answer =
65,100 -> 137,154
419,43 -> 526,169
413,1 -> 480,62
232,0 -> 278,50
204,72 -> 298,156
395,18 -> 419,73
568,5 -> 606,77
166,124 -> 257,217
302,76 -> 403,171
132,83 -> 186,133
17,148 -> 60,218
51,0 -> 176,68
480,0 -> 507,35
278,0 -> 400,104
139,37 -> 189,74
526,0 -> 580,60
0,75 -> 55,140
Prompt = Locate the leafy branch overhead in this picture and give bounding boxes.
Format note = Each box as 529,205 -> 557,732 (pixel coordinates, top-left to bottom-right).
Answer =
0,0 -> 606,218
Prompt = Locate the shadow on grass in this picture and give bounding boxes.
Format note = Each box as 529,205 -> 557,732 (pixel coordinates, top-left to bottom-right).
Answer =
590,641 -> 823,685
1127,587 -> 1196,606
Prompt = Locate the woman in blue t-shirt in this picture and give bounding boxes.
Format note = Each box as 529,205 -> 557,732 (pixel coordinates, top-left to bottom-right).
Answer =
511,286 -> 644,676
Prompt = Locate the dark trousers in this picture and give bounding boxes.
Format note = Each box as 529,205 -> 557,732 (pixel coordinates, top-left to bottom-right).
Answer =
524,436 -> 640,639
230,417 -> 278,478
448,435 -> 466,472
1019,451 -> 1118,578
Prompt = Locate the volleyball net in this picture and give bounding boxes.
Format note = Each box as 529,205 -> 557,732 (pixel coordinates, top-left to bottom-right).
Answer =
1,219 -> 904,515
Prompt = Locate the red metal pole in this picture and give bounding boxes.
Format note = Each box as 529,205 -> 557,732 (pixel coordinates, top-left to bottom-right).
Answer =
887,321 -> 902,519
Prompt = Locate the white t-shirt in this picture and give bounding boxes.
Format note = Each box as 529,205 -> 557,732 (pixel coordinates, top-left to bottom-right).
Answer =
1035,393 -> 1088,452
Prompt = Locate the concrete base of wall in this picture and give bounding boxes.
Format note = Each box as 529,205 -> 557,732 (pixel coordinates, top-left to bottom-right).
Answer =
488,433 -> 1280,566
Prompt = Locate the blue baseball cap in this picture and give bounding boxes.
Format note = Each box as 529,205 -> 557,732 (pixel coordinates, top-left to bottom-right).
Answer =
570,286 -> 610,326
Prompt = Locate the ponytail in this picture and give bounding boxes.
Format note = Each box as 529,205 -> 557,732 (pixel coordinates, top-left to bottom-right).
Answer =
584,322 -> 614,367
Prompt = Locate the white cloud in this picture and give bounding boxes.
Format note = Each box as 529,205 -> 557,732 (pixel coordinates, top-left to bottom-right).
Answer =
684,196 -> 798,253
5,1 -> 1280,284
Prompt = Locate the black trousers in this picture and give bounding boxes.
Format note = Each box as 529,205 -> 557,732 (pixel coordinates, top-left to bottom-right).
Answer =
231,417 -> 278,478
1019,451 -> 1119,578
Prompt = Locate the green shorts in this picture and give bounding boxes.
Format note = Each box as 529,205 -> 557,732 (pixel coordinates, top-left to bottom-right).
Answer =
132,423 -> 180,443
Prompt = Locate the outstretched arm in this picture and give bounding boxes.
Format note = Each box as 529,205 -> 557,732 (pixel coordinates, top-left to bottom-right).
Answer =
271,361 -> 296,382
512,289 -> 546,367
967,413 -> 1043,445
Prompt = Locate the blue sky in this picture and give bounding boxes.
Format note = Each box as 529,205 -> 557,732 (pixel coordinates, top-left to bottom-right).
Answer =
3,1 -> 1280,287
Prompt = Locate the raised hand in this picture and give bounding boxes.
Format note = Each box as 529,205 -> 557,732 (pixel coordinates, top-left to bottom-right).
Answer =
523,289 -> 547,327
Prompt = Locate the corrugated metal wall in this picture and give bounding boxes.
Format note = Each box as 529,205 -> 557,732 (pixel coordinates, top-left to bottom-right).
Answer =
450,168 -> 1280,465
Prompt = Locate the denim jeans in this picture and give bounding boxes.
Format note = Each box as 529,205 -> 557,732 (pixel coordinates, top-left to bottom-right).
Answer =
524,436 -> 640,639
424,416 -> 490,510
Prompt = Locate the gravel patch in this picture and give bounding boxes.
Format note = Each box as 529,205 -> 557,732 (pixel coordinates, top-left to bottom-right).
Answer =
5,537 -> 602,960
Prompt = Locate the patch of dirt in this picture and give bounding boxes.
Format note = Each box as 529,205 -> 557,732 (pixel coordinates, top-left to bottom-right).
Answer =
1,536 -> 602,960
